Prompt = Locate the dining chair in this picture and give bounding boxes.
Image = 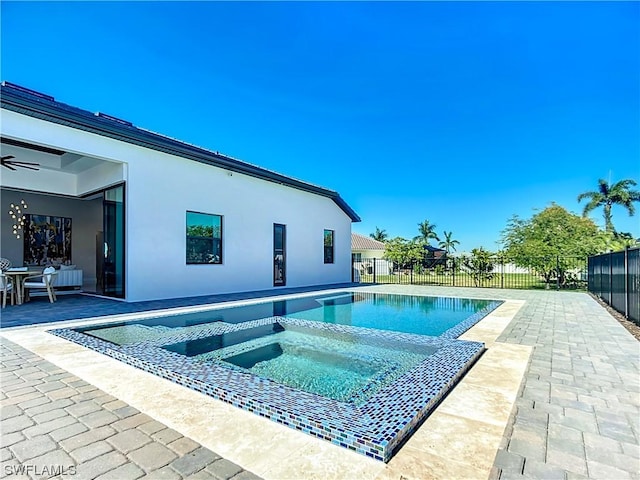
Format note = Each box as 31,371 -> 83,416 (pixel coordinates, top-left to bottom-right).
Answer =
0,273 -> 13,308
0,258 -> 11,272
23,266 -> 58,303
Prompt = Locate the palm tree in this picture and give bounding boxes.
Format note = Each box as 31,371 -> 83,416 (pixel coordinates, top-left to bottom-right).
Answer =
414,220 -> 440,245
439,231 -> 460,254
577,178 -> 640,232
370,227 -> 388,242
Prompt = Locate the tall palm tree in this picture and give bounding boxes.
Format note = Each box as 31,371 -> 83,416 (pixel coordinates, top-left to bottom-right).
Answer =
439,231 -> 460,254
370,227 -> 388,242
414,220 -> 440,245
577,178 -> 640,232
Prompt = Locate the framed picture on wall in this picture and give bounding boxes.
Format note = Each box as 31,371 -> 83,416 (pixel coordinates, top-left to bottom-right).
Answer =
23,214 -> 72,266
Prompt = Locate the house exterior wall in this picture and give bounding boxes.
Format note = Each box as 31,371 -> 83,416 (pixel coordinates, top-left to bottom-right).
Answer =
353,248 -> 385,260
126,149 -> 353,301
1,109 -> 354,302
352,251 -> 392,276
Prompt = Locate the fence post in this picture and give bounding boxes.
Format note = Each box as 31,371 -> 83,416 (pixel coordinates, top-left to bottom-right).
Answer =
410,261 -> 414,285
373,257 -> 377,284
452,257 -> 456,287
609,250 -> 613,306
625,247 -> 629,318
556,255 -> 560,290
599,254 -> 603,298
500,255 -> 504,289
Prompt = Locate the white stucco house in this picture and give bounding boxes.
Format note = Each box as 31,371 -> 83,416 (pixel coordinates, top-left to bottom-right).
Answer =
0,82 -> 360,302
351,233 -> 391,276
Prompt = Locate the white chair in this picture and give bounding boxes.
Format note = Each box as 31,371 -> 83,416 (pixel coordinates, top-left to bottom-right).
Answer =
0,273 -> 13,308
23,266 -> 58,303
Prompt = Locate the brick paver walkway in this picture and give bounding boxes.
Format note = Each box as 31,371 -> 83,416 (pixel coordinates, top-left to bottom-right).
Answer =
490,291 -> 640,479
0,339 -> 261,480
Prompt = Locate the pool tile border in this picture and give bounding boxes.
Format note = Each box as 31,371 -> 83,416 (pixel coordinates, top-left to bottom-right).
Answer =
48,297 -> 502,462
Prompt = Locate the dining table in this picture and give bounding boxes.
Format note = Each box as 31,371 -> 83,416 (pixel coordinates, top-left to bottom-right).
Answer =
4,268 -> 42,305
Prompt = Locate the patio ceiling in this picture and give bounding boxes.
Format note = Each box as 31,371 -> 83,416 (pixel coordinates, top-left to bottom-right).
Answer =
0,136 -> 124,197
1,138 -> 106,175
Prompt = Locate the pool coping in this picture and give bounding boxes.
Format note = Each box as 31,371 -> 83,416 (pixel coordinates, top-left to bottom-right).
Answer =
46,295 -> 501,462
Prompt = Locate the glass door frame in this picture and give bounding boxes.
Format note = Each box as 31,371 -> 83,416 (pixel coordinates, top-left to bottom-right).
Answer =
273,223 -> 286,287
102,183 -> 125,298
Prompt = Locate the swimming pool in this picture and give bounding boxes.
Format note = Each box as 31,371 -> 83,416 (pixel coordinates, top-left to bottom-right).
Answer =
284,292 -> 496,337
73,291 -> 499,345
49,290 -> 501,462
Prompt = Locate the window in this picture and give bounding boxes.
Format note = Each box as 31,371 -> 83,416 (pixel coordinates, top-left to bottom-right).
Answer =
186,211 -> 222,264
274,224 -> 286,286
352,252 -> 362,263
324,229 -> 334,264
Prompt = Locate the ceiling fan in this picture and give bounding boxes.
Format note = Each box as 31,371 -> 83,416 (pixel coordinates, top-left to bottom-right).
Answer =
1,155 -> 40,171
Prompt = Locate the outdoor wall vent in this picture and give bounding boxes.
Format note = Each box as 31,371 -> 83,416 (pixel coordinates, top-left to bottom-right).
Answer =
1,81 -> 55,102
95,111 -> 133,127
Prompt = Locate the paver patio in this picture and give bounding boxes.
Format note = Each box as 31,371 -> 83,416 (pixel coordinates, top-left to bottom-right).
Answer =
1,285 -> 638,479
1,339 -> 261,479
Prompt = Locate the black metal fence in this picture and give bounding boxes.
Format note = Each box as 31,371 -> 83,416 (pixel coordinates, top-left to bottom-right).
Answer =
353,255 -> 588,291
588,247 -> 640,325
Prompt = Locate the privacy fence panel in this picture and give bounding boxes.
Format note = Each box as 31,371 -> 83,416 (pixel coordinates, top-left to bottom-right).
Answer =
588,247 -> 640,325
611,252 -> 626,316
630,249 -> 640,324
354,255 -> 588,291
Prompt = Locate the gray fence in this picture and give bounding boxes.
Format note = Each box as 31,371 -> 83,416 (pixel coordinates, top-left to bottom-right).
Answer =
588,247 -> 640,325
353,255 -> 588,291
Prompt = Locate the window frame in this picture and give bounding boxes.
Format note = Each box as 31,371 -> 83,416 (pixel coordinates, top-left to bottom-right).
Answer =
274,223 -> 286,286
324,229 -> 335,264
186,211 -> 223,265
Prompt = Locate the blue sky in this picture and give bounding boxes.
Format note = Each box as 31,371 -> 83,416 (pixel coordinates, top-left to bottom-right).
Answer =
2,1 -> 638,252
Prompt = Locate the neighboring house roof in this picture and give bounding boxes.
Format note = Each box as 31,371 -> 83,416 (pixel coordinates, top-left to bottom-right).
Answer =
0,81 -> 360,222
351,233 -> 385,251
424,244 -> 447,258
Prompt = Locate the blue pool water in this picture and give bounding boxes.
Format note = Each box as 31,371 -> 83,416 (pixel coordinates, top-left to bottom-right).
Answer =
284,292 -> 493,336
79,291 -> 496,345
163,323 -> 435,404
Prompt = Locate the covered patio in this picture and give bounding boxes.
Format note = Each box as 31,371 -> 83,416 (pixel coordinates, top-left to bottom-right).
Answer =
1,122 -> 126,299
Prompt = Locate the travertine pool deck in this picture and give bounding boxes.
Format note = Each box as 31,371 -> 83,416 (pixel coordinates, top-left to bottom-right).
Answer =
1,285 -> 638,479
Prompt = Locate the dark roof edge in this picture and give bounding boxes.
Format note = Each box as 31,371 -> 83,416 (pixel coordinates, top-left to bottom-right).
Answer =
0,85 -> 360,222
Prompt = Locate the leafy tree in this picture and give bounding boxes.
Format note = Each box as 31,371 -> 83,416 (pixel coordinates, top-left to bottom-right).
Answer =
600,231 -> 640,251
460,247 -> 494,287
414,220 -> 440,245
501,204 -> 602,288
186,225 -> 220,238
370,227 -> 388,242
439,231 -> 460,253
186,225 -> 222,263
577,178 -> 640,232
383,237 -> 425,270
